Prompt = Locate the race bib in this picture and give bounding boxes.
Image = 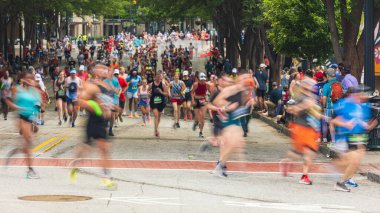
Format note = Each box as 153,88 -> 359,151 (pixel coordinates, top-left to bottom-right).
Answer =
57,89 -> 65,97
348,134 -> 369,145
132,86 -> 138,90
154,96 -> 162,104
185,87 -> 190,93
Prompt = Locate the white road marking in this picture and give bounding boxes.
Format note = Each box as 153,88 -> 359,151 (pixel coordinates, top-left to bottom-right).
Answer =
224,201 -> 360,213
96,196 -> 183,206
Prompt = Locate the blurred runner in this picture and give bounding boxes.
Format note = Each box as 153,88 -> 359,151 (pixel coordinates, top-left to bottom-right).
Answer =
331,86 -> 378,192
69,64 -> 117,190
54,70 -> 68,125
65,69 -> 81,127
1,70 -> 12,120
4,72 -> 41,179
280,78 -> 322,185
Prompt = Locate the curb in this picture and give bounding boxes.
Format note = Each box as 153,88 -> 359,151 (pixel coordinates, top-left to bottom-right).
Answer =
251,112 -> 289,136
367,172 -> 380,184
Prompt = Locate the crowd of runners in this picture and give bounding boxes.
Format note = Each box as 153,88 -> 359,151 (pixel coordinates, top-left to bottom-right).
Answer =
0,30 -> 378,193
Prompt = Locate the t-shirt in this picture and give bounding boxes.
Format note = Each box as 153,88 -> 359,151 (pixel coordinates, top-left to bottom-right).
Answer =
104,77 -> 121,105
334,97 -> 372,141
118,77 -> 128,101
269,88 -> 282,104
126,75 -> 142,93
255,70 -> 268,91
77,72 -> 88,81
66,77 -> 80,99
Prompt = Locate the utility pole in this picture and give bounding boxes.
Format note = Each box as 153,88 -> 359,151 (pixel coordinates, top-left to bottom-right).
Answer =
364,0 -> 375,90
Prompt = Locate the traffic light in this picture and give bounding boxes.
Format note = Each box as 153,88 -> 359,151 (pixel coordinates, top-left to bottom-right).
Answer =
132,0 -> 137,5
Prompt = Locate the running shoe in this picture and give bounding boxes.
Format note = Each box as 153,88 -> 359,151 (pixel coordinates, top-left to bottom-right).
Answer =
109,131 -> 115,136
214,163 -> 228,178
63,114 -> 67,122
299,175 -> 312,185
243,132 -> 247,137
199,132 -> 204,138
345,179 -> 359,187
172,123 -> 177,129
216,161 -> 227,169
335,182 -> 351,192
189,113 -> 193,120
26,169 -> 40,179
176,123 -> 180,128
4,148 -> 19,167
155,131 -> 160,138
192,122 -> 198,131
134,112 -> 140,118
58,120 -> 62,126
71,121 -> 75,128
101,178 -> 118,190
128,112 -> 133,118
184,115 -> 187,121
69,168 -> 79,183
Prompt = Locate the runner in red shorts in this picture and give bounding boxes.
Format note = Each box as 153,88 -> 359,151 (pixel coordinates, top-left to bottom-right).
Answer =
169,73 -> 186,129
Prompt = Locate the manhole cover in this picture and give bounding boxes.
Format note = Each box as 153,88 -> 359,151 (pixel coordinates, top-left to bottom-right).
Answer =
19,195 -> 92,202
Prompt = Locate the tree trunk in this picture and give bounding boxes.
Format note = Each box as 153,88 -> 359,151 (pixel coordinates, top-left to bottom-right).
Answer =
324,0 -> 343,63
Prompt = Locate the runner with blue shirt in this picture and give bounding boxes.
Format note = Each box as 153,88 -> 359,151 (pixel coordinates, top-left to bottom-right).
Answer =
331,86 -> 378,192
126,69 -> 142,118
104,69 -> 121,136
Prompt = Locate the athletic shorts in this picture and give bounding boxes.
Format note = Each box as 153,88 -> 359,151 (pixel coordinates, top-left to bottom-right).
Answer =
55,93 -> 66,102
127,91 -> 138,99
194,98 -> 207,109
139,98 -> 150,107
19,114 -> 34,123
256,89 -> 266,98
289,123 -> 319,153
150,102 -> 166,113
119,100 -> 125,110
170,98 -> 183,105
86,114 -> 108,145
66,97 -> 78,106
184,93 -> 192,102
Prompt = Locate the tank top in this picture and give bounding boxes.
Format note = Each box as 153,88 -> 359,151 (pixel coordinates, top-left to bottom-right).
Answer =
1,78 -> 12,98
195,83 -> 207,97
183,79 -> 193,94
95,83 -> 114,113
66,77 -> 80,98
171,80 -> 183,99
151,81 -> 164,105
139,86 -> 149,99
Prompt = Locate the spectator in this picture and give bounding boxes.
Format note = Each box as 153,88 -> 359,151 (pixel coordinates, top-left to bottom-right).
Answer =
255,64 -> 269,115
280,67 -> 290,89
223,59 -> 232,75
341,64 -> 358,92
268,82 -> 282,117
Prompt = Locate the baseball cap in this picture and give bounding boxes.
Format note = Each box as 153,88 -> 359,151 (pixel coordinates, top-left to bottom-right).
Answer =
326,68 -> 335,77
183,71 -> 189,76
315,71 -> 324,80
232,68 -> 237,73
70,69 -> 77,74
330,64 -> 338,69
79,65 -> 85,71
34,74 -> 42,81
272,82 -> 278,86
259,64 -> 266,68
199,73 -> 207,80
113,69 -> 120,75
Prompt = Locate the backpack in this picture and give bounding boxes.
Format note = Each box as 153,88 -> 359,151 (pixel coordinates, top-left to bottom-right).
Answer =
330,81 -> 343,103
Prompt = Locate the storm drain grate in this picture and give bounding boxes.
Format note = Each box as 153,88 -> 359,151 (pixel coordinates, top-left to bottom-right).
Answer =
18,195 -> 92,202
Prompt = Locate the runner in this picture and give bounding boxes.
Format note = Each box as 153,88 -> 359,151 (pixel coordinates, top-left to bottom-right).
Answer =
69,64 -> 117,190
126,69 -> 142,118
65,69 -> 81,127
1,70 -> 12,120
212,75 -> 254,177
4,72 -> 41,178
169,73 -> 186,128
280,78 -> 322,185
138,79 -> 151,126
54,70 -> 68,125
331,86 -> 377,192
182,70 -> 193,121
115,69 -> 128,122
104,69 -> 121,136
192,72 -> 210,138
150,72 -> 168,137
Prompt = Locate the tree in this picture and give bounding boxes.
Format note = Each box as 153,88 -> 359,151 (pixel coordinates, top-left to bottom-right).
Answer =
263,0 -> 332,66
323,0 -> 380,79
